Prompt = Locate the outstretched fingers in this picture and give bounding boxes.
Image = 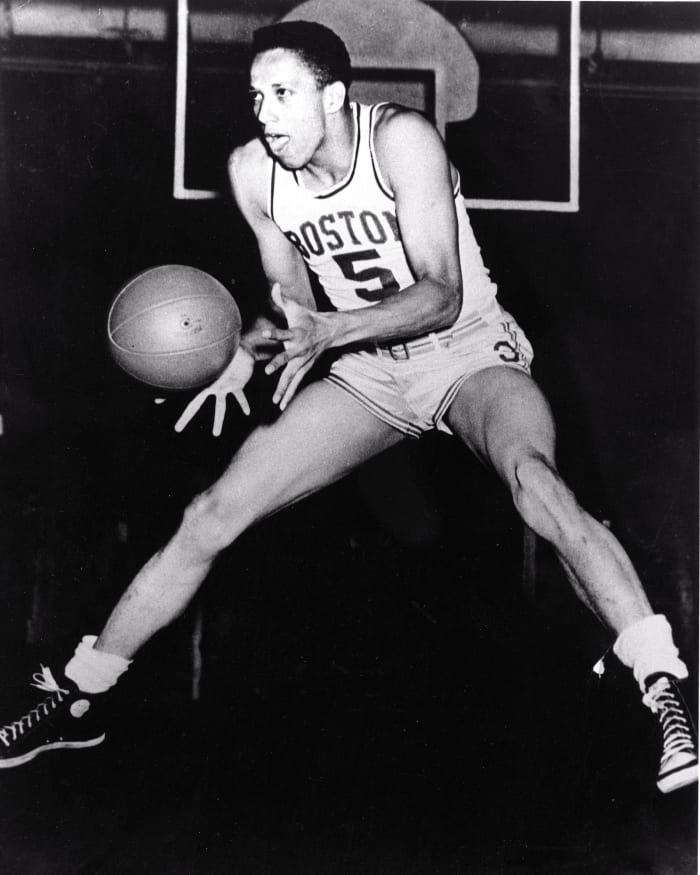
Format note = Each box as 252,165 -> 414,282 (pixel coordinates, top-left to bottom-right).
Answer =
262,327 -> 295,344
212,394 -> 227,437
174,391 -> 210,433
273,357 -> 314,410
265,347 -> 294,376
174,386 -> 250,436
232,388 -> 251,418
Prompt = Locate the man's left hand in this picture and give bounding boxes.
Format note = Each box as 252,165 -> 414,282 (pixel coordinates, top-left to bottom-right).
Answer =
263,284 -> 337,410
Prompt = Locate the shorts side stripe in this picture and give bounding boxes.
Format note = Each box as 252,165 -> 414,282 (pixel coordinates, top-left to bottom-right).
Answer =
325,374 -> 423,438
433,375 -> 470,429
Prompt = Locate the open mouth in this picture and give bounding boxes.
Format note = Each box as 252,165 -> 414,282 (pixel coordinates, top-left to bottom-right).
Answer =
265,133 -> 290,153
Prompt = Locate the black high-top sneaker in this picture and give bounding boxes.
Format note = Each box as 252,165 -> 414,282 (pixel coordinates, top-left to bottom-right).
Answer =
643,672 -> 698,793
0,666 -> 105,768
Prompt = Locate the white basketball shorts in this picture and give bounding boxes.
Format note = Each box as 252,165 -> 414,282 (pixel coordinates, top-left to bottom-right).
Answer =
324,298 -> 534,438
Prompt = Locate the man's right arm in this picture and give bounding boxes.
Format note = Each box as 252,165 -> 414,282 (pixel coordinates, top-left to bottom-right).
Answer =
173,140 -> 315,436
228,140 -> 316,314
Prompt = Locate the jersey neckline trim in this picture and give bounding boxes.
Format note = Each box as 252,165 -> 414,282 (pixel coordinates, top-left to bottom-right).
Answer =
268,158 -> 276,222
291,103 -> 361,200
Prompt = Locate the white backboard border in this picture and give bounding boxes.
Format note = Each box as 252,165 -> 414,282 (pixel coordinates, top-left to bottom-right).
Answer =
173,0 -> 580,212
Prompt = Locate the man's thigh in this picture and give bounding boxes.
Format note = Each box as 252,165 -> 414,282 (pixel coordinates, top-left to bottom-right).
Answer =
212,379 -> 405,525
444,366 -> 557,485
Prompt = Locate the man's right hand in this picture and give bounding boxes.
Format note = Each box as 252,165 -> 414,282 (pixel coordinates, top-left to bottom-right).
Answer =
174,346 -> 255,437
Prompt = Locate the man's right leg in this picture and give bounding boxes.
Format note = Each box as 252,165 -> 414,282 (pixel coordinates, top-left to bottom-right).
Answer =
0,381 -> 403,766
95,380 -> 403,660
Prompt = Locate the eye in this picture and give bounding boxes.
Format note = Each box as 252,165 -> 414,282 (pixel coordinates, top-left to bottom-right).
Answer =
275,87 -> 290,100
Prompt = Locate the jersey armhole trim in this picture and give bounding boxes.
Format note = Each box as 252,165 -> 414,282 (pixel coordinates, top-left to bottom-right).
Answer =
369,103 -> 395,201
369,105 -> 462,201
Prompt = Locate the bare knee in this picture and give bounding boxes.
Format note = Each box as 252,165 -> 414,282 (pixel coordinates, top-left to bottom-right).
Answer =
178,488 -> 250,560
510,453 -> 581,544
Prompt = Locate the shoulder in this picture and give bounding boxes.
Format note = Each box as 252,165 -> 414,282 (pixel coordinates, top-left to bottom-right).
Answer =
373,103 -> 443,156
228,138 -> 272,216
229,136 -> 269,175
371,103 -> 455,191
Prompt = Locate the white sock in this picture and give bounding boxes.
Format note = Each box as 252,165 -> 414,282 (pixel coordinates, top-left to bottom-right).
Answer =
64,635 -> 132,694
613,614 -> 688,692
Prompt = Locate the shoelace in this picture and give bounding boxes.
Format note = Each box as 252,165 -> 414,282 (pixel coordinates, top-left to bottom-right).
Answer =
643,676 -> 696,767
0,666 -> 70,748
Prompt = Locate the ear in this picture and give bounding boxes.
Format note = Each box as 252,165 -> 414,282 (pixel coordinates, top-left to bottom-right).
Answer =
323,81 -> 347,114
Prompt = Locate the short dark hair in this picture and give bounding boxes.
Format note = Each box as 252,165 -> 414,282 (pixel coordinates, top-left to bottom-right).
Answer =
251,21 -> 352,90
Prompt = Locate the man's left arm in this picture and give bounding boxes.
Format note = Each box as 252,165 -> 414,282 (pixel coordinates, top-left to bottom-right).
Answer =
335,108 -> 463,345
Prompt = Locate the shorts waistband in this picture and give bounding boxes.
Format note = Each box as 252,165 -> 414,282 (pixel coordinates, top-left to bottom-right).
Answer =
375,298 -> 500,361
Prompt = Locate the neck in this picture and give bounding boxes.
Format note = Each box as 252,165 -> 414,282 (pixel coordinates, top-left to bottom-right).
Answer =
299,104 -> 355,190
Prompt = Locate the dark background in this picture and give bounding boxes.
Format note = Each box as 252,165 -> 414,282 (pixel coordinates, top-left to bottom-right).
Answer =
0,2 -> 697,873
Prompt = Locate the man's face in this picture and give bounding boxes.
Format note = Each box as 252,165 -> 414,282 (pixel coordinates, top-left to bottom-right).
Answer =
249,48 -> 329,170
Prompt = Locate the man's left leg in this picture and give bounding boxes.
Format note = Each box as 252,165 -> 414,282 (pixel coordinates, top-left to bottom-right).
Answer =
444,365 -> 697,793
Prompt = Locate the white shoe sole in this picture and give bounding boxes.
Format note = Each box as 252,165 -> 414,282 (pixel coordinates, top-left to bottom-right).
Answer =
657,761 -> 698,794
0,734 -> 106,769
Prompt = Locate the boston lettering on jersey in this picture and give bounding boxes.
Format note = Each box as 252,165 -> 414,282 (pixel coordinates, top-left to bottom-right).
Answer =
284,209 -> 400,260
269,102 -> 498,314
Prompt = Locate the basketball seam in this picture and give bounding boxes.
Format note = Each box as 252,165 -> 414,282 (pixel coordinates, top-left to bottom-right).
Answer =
108,294 -> 235,336
109,332 -> 239,357
107,265 -> 192,326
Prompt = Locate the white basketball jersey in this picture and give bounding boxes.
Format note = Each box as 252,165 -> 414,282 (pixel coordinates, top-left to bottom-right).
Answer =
268,102 -> 497,318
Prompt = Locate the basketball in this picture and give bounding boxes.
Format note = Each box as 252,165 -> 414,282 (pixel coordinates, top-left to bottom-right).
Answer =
107,265 -> 241,390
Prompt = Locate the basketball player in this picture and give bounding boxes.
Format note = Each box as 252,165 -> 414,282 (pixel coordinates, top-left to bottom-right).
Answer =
1,22 -> 696,794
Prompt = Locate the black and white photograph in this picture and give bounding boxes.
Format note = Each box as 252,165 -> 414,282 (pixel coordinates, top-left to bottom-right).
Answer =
0,1 -> 697,872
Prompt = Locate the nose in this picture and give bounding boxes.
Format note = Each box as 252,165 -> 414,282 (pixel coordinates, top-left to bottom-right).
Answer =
256,96 -> 277,127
